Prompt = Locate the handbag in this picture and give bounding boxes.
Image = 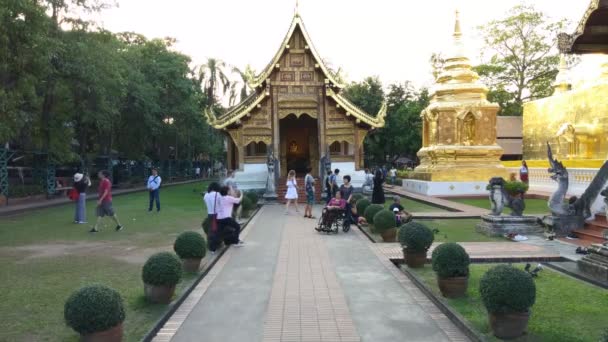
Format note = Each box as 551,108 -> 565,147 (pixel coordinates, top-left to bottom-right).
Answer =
211,193 -> 218,233
68,187 -> 79,201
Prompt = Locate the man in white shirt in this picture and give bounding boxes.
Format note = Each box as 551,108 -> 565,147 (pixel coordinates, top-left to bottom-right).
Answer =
389,167 -> 397,185
147,168 -> 162,212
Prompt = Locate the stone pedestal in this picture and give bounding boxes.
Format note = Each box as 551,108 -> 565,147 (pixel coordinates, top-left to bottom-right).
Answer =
403,180 -> 489,196
578,244 -> 608,281
541,215 -> 585,237
476,215 -> 544,237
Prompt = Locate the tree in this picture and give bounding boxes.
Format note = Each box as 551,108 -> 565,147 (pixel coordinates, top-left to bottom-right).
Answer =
342,76 -> 384,116
232,64 -> 255,102
475,4 -> 566,116
196,58 -> 230,105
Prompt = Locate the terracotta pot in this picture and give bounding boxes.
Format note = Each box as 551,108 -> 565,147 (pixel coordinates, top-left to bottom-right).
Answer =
437,276 -> 468,298
144,283 -> 176,304
81,322 -> 123,342
380,228 -> 397,242
403,248 -> 427,268
489,311 -> 531,340
182,258 -> 203,273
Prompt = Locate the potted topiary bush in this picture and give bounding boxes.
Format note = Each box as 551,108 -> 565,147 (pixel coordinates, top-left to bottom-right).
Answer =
64,285 -> 125,342
245,191 -> 259,205
364,204 -> 384,225
398,221 -> 434,268
373,209 -> 398,242
142,252 -> 182,304
480,265 -> 536,340
241,195 -> 254,217
352,193 -> 364,203
174,231 -> 207,273
356,198 -> 371,218
431,243 -> 470,298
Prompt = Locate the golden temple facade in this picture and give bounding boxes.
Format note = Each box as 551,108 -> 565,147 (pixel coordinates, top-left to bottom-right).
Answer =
522,59 -> 608,168
205,12 -> 386,176
411,11 -> 509,182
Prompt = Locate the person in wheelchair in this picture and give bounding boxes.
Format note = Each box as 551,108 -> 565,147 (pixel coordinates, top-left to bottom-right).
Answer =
316,192 -> 347,233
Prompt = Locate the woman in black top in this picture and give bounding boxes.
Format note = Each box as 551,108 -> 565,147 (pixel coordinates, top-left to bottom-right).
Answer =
371,169 -> 385,204
73,173 -> 90,224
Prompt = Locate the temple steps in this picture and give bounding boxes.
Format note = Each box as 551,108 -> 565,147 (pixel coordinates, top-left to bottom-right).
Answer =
573,214 -> 608,245
276,177 -> 323,204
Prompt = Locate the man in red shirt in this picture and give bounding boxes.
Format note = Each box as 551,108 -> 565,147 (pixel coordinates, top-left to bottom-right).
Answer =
90,170 -> 123,233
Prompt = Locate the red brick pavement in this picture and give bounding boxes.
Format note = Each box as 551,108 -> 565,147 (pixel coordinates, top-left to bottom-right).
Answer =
262,215 -> 360,342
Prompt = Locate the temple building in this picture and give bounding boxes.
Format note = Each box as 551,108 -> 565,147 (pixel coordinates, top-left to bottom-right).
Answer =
205,10 -> 386,190
405,11 -> 509,196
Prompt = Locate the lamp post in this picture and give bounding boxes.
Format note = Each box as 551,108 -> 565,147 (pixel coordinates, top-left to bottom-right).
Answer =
163,117 -> 176,179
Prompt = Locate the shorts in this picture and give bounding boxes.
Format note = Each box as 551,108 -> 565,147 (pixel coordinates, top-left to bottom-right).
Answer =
96,201 -> 115,217
306,190 -> 314,205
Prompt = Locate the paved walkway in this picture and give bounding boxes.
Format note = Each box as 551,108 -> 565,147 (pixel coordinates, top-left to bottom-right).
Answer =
155,205 -> 469,342
384,186 -> 488,218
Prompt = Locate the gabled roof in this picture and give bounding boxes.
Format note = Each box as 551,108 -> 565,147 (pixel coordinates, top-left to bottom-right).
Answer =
558,0 -> 608,54
326,88 -> 387,128
205,90 -> 268,129
249,13 -> 346,89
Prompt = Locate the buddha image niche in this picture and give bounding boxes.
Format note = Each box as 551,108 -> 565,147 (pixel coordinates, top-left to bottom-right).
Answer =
289,140 -> 298,153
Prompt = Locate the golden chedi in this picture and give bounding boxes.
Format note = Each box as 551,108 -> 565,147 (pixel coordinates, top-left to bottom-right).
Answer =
411,11 -> 509,183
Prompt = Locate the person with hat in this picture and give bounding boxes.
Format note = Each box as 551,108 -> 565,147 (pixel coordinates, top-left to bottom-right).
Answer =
389,196 -> 412,226
73,172 -> 91,224
147,168 -> 162,212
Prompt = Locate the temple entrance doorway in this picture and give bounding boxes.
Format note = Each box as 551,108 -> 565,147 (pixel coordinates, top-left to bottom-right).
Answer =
279,114 -> 318,177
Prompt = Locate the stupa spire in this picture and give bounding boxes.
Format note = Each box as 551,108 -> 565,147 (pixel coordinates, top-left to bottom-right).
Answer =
454,9 -> 462,38
553,54 -> 571,94
294,0 -> 300,17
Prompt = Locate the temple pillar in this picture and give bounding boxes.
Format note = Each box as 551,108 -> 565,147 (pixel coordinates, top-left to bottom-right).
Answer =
320,86 -> 328,172
272,85 -> 281,176
354,128 -> 360,170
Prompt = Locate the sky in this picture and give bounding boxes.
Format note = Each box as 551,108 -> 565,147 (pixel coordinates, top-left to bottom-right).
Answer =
90,0 -> 604,91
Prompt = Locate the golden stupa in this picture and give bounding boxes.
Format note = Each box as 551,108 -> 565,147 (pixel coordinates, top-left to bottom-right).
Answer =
412,11 -> 509,182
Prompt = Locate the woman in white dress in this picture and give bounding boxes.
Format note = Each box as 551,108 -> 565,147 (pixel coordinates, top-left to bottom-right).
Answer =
285,169 -> 300,214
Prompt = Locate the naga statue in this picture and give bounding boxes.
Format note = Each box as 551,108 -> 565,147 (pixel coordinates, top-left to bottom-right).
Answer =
547,142 -> 608,220
487,177 -> 525,217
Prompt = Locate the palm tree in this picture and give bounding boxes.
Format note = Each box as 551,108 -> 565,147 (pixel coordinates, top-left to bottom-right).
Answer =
228,83 -> 238,107
232,64 -> 256,102
196,58 -> 230,105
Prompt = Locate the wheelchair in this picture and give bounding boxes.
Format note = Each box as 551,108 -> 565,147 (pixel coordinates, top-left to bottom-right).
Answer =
315,207 -> 352,234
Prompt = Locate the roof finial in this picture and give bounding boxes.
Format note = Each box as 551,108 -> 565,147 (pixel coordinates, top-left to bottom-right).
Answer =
295,0 -> 300,17
454,9 -> 462,38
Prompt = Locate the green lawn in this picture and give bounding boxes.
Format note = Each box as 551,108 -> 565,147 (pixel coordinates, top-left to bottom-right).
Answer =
383,198 -> 447,213
362,219 -> 504,243
0,181 -> 211,341
447,198 -> 550,214
410,264 -> 608,342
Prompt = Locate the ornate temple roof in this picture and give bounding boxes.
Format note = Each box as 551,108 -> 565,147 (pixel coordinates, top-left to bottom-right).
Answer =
249,13 -> 346,89
326,88 -> 387,128
204,90 -> 268,130
558,0 -> 608,54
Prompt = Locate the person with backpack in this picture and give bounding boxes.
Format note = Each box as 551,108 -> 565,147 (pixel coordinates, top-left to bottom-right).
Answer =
330,169 -> 340,198
147,168 -> 162,212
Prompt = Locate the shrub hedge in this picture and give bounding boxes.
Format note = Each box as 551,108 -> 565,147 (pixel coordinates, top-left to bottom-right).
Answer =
356,198 -> 371,216
241,195 -> 255,212
64,285 -> 125,335
142,252 -> 182,286
504,181 -> 529,194
364,204 -> 384,224
173,231 -> 206,259
431,243 -> 470,278
398,221 -> 434,253
373,209 -> 396,233
352,193 -> 364,203
479,265 -> 536,314
244,191 -> 259,205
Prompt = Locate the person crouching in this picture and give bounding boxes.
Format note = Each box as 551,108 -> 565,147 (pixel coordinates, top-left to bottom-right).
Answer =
217,186 -> 245,248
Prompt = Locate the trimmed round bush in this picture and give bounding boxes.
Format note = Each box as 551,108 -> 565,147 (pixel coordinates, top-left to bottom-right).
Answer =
352,193 -> 364,203
364,204 -> 384,224
174,231 -> 206,259
432,243 -> 470,278
241,195 -> 255,212
64,285 -> 125,335
479,265 -> 536,314
245,191 -> 259,204
142,252 -> 182,286
373,209 -> 396,233
398,221 -> 434,252
356,198 -> 371,216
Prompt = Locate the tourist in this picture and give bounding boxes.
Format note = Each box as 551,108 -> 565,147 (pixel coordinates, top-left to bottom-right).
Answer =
195,166 -> 201,178
339,175 -> 354,203
217,186 -> 245,247
364,169 -> 373,189
147,168 -> 162,212
372,169 -> 385,204
348,198 -> 368,226
520,160 -> 529,184
325,170 -> 333,204
285,169 -> 300,214
224,170 -> 238,195
73,173 -> 91,224
389,166 -> 397,185
304,167 -> 315,219
389,196 -> 412,225
326,191 -> 347,211
330,169 -> 340,198
90,170 -> 123,233
204,182 -> 222,253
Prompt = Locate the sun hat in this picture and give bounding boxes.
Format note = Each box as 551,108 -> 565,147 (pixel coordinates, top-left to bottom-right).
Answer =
73,173 -> 84,182
392,207 -> 399,212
